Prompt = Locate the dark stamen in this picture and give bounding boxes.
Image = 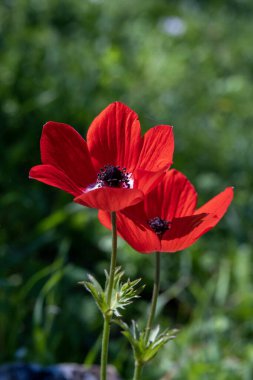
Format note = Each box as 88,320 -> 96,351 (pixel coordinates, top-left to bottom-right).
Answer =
97,165 -> 130,188
148,216 -> 171,237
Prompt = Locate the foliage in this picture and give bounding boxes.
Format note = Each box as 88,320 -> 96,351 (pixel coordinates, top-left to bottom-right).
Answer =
118,320 -> 178,365
1,0 -> 253,379
81,267 -> 144,318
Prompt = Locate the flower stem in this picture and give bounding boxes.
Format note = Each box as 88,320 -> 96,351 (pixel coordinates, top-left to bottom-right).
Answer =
133,361 -> 143,380
100,316 -> 110,380
132,252 -> 161,380
100,211 -> 117,380
144,251 -> 161,344
106,212 -> 117,305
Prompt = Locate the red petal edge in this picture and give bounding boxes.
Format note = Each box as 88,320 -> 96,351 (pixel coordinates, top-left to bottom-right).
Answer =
41,121 -> 96,188
194,187 -> 234,218
137,125 -> 174,171
29,164 -> 83,197
75,187 -> 143,212
161,187 -> 234,252
87,102 -> 142,172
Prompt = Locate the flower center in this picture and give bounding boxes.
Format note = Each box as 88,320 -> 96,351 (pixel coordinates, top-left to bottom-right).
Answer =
97,165 -> 130,188
148,216 -> 171,236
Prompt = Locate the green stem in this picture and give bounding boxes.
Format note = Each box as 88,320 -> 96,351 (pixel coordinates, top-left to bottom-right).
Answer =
133,361 -> 143,380
144,251 -> 161,344
106,212 -> 117,305
100,316 -> 110,380
100,211 -> 117,380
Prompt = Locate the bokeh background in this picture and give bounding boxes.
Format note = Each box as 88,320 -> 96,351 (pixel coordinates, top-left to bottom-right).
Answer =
1,0 -> 253,379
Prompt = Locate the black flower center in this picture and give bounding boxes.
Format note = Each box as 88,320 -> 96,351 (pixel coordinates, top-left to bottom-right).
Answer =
97,165 -> 130,188
148,216 -> 171,236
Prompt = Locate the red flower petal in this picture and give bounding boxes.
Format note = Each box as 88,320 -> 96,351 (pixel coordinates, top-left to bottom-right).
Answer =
98,210 -> 159,253
29,165 -> 83,196
160,213 -> 216,252
98,210 -> 111,229
133,169 -> 166,197
74,187 -> 143,212
98,176 -> 233,253
160,187 -> 234,252
137,125 -> 174,171
41,121 -> 96,188
87,102 -> 142,172
162,170 -> 197,219
139,170 -> 197,220
194,187 -> 234,218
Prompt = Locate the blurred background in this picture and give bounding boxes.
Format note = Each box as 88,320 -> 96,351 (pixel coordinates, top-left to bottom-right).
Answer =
1,0 -> 253,379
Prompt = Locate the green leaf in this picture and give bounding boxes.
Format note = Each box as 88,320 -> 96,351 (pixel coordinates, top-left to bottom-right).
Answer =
79,276 -> 107,315
108,267 -> 145,317
80,267 -> 144,318
117,319 -> 178,364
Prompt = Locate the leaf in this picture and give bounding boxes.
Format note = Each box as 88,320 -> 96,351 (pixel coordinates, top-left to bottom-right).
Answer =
116,319 -> 179,364
79,267 -> 144,318
79,275 -> 107,314
106,267 -> 145,318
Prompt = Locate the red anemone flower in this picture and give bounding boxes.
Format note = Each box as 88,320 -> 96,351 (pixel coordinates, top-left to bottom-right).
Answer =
29,102 -> 174,212
98,169 -> 234,253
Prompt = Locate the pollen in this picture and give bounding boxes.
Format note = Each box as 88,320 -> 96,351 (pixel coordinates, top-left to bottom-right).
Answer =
97,165 -> 130,188
148,216 -> 171,236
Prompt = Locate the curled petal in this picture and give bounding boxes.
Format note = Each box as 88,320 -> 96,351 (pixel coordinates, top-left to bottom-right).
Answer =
29,165 -> 83,197
87,102 -> 142,172
74,187 -> 143,212
41,121 -> 96,188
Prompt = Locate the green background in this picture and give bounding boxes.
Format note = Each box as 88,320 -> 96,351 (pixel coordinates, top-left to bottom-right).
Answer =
1,0 -> 253,379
